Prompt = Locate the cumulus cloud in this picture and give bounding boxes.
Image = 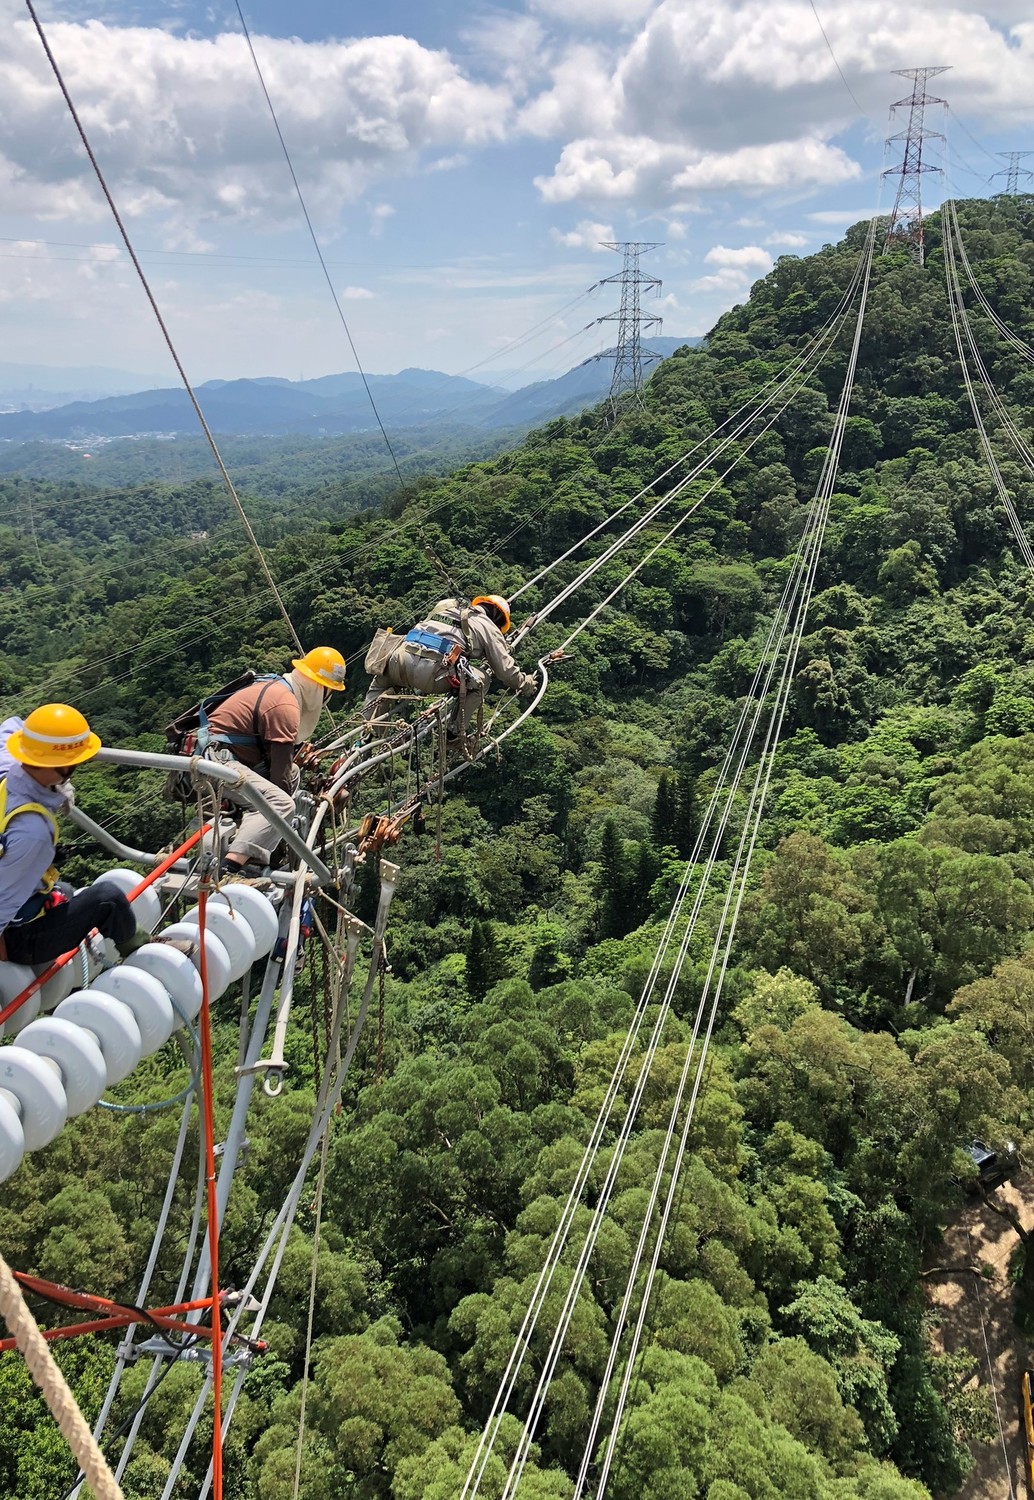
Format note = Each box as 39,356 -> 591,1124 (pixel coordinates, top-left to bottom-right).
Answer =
522,0 -> 1034,208
528,0 -> 657,25
537,133 -> 858,204
704,244 -> 773,269
0,19 -> 511,230
767,230 -> 810,246
690,266 -> 753,293
549,218 -> 615,248
341,285 -> 375,300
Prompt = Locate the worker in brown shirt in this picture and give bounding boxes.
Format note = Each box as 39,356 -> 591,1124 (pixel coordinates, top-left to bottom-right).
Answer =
205,646 -> 346,872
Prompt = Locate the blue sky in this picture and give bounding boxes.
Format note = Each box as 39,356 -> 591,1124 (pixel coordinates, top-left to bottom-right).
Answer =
0,0 -> 1031,387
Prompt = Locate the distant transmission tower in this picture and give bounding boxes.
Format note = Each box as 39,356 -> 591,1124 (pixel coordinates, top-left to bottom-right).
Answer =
993,151 -> 1034,195
594,242 -> 663,416
882,66 -> 950,265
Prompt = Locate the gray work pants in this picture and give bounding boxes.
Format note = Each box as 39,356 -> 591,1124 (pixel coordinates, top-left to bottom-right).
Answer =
207,748 -> 299,863
362,645 -> 487,735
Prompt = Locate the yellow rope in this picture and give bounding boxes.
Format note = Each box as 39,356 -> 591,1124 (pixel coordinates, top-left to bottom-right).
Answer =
0,1249 -> 124,1500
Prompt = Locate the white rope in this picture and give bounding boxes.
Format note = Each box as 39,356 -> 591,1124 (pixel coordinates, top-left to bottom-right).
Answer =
0,1247 -> 124,1500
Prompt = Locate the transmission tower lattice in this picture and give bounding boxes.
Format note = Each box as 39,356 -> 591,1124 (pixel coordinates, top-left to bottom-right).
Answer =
594,241 -> 663,415
882,66 -> 950,265
993,151 -> 1034,195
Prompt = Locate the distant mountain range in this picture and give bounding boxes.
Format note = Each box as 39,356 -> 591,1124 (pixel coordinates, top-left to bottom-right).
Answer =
0,339 -> 699,443
0,361 -> 169,412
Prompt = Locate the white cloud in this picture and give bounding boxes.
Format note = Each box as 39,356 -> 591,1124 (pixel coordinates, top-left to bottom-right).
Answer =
341,285 -> 375,300
704,244 -> 773,270
369,203 -> 396,237
767,230 -> 810,246
536,133 -> 858,205
807,208 -> 872,223
528,0 -> 657,26
549,218 -> 615,249
521,0 -> 1034,210
518,45 -> 618,138
0,19 -> 512,231
690,266 -> 752,293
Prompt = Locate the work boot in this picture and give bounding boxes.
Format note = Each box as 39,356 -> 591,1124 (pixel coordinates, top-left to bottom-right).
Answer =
115,928 -> 153,960
154,934 -> 200,961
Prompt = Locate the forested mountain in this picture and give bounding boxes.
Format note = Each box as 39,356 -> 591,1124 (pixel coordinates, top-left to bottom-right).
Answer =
3,194 -> 1034,1498
0,340 -> 697,446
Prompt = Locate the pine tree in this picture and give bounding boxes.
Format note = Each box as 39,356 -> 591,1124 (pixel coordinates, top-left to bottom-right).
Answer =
676,771 -> 699,858
466,920 -> 503,1002
466,921 -> 489,1001
652,770 -> 679,846
628,841 -> 660,928
598,818 -> 628,938
528,932 -> 569,990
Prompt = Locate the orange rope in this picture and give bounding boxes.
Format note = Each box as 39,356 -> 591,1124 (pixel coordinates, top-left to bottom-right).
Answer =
196,887 -> 223,1500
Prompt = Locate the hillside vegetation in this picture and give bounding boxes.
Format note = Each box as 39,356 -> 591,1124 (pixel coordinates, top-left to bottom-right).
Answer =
3,194 -> 1034,1498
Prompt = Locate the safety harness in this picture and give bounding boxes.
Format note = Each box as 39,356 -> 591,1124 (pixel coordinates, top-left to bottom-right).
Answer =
203,675 -> 294,752
0,777 -> 60,926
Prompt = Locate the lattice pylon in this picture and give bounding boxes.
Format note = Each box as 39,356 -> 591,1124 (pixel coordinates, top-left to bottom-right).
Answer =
594,242 -> 664,417
882,66 -> 950,266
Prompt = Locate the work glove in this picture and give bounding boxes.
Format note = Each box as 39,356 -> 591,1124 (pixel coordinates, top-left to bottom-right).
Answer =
518,673 -> 538,698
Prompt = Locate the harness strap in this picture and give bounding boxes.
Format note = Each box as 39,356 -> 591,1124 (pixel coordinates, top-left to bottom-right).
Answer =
206,676 -> 295,752
405,628 -> 458,655
0,779 -> 61,925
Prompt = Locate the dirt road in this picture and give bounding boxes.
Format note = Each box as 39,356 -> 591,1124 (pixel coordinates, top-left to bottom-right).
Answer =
926,1176 -> 1032,1500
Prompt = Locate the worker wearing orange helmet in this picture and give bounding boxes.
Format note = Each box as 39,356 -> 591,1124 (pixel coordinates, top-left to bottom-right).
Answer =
0,703 -> 137,965
362,595 -> 537,743
203,646 -> 346,874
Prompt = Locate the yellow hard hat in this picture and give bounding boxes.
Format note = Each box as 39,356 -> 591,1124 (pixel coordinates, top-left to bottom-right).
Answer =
472,595 -> 512,634
291,645 -> 347,691
7,703 -> 102,768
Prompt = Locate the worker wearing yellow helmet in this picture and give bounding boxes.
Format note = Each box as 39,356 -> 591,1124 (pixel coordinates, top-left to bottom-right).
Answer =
0,704 -> 138,965
362,594 -> 537,745
201,647 -> 346,874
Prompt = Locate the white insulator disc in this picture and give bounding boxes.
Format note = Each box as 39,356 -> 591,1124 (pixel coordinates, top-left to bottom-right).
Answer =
0,1046 -> 68,1150
0,1089 -> 25,1183
92,869 -> 163,934
15,1017 -> 108,1116
182,903 -> 257,982
160,922 -> 232,1003
37,961 -> 76,1013
0,962 -> 41,1041
92,967 -> 175,1055
124,944 -> 203,1024
55,993 -> 142,1086
212,885 -> 278,959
